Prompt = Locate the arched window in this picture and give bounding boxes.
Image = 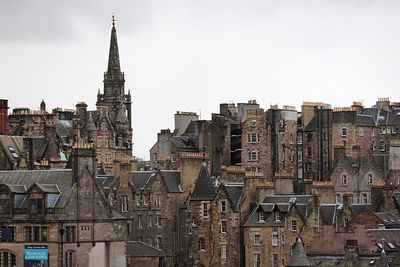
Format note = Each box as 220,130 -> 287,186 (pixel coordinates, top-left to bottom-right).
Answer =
367,173 -> 373,184
0,250 -> 16,267
65,250 -> 76,267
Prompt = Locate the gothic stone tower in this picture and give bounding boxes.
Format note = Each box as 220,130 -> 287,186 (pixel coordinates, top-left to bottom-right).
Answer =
96,16 -> 133,174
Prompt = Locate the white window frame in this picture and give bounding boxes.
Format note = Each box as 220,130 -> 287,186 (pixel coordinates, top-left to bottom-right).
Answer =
272,232 -> 278,246
253,253 -> 261,267
220,220 -> 227,233
253,233 -> 261,246
202,202 -> 209,219
341,174 -> 348,185
219,200 -> 226,212
291,220 -> 297,232
221,245 -> 227,259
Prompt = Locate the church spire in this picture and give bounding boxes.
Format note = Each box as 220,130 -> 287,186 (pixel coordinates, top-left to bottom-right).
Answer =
107,14 -> 121,73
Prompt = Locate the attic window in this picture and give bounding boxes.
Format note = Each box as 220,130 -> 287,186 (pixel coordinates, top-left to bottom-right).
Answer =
341,175 -> 348,186
258,211 -> 266,222
367,174 -> 373,184
250,120 -> 257,127
46,193 -> 60,208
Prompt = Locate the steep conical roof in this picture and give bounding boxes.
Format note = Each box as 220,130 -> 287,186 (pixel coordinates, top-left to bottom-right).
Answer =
287,238 -> 311,267
107,15 -> 121,73
191,163 -> 216,200
86,113 -> 97,132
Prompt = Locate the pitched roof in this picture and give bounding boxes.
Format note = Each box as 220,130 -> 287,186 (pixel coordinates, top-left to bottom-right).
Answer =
191,164 -> 216,200
0,169 -> 73,208
287,239 -> 311,267
224,183 -> 244,212
126,241 -> 163,257
131,170 -> 181,193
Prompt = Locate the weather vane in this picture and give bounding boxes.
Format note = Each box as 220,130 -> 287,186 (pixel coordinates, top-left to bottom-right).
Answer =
112,13 -> 115,26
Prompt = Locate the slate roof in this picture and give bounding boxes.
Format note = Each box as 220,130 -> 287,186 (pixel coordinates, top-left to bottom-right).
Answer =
287,238 -> 311,267
190,164 -> 216,201
131,170 -> 181,193
224,183 -> 244,212
171,136 -> 197,151
86,114 -> 97,132
355,114 -> 376,127
0,169 -> 73,208
319,204 -> 339,225
126,241 -> 163,257
0,135 -> 24,163
244,195 -> 313,227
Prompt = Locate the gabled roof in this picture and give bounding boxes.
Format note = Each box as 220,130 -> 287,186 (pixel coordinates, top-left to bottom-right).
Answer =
287,238 -> 311,267
191,164 -> 216,201
224,183 -> 244,212
0,169 -> 73,208
126,241 -> 163,257
131,170 -> 181,193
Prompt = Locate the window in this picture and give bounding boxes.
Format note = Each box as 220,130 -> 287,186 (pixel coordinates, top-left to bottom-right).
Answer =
153,153 -> 157,163
272,254 -> 279,267
272,232 -> 279,246
156,237 -> 162,250
65,250 -> 76,267
298,168 -> 303,179
368,173 -> 373,184
248,133 -> 259,143
221,245 -> 227,259
121,195 -> 128,213
341,127 -> 347,137
138,215 -> 142,227
291,220 -> 297,232
297,133 -> 303,144
65,226 -> 76,242
156,215 -> 162,227
359,128 -> 364,137
306,133 -> 312,142
336,194 -> 342,204
306,146 -> 312,157
0,251 -> 16,267
148,215 -> 153,227
254,233 -> 261,245
155,194 -> 161,207
253,254 -> 261,267
171,153 -> 176,162
143,196 -> 148,206
220,200 -> 226,212
274,211 -> 280,222
248,150 -> 258,162
313,217 -> 318,228
0,226 -> 14,242
341,174 -> 348,185
250,167 -> 257,173
221,220 -> 227,233
202,203 -> 209,218
199,238 -> 205,251
362,193 -> 368,204
379,142 -> 386,152
258,211 -> 266,222
251,120 -> 257,127
136,195 -> 141,206
30,198 -> 44,214
0,199 -> 11,214
25,226 -> 48,242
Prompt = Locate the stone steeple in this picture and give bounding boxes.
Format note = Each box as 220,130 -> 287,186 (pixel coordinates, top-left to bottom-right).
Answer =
103,14 -> 125,97
107,14 -> 121,73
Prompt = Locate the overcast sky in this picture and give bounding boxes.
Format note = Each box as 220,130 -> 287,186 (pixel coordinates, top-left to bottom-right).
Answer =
1,1 -> 400,159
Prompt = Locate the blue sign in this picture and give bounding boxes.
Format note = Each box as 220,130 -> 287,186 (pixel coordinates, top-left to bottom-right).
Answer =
24,246 -> 48,267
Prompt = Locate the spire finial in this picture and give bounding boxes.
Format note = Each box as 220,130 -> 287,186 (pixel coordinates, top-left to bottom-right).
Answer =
112,13 -> 115,27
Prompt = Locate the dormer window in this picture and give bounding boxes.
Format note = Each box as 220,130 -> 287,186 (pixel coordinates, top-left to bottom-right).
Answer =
30,198 -> 44,214
258,211 -> 266,222
368,173 -> 373,184
341,174 -> 348,185
0,198 -> 10,214
274,211 -> 280,222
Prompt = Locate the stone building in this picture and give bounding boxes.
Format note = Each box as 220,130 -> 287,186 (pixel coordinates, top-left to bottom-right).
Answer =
241,107 -> 272,177
183,163 -> 244,267
243,195 -> 319,267
130,169 -> 182,266
0,143 -> 127,267
299,102 -> 333,181
267,105 -> 298,179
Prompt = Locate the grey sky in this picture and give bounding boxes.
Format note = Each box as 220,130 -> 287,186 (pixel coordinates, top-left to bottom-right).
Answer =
1,1 -> 400,159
